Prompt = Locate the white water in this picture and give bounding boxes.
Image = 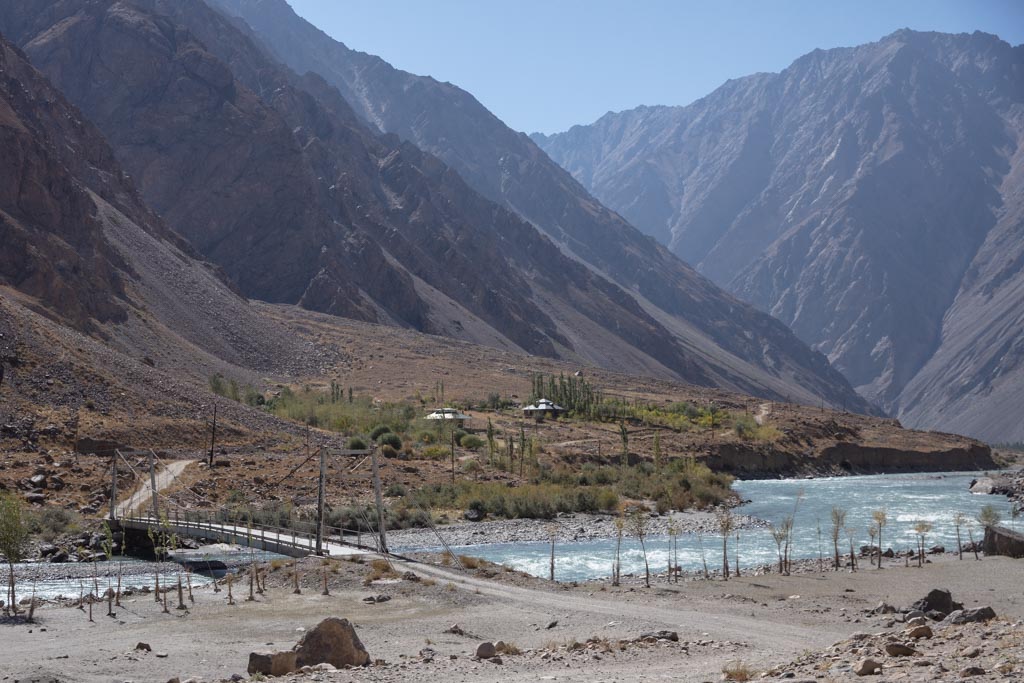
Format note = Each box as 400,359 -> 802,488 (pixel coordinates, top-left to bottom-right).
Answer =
448,472 -> 1015,582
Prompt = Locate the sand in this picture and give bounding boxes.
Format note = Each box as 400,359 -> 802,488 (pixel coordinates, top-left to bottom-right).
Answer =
2,550 -> 1022,682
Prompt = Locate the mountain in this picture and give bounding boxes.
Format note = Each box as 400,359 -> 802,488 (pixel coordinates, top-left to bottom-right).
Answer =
535,30 -> 1024,443
0,0 -> 871,412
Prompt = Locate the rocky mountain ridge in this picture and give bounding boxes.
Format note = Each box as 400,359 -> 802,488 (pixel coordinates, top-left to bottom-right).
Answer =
535,30 -> 1024,442
202,0 -> 871,412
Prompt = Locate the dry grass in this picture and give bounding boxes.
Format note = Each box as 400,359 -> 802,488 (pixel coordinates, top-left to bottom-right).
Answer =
363,558 -> 398,585
722,660 -> 755,681
495,641 -> 521,655
458,555 -> 483,569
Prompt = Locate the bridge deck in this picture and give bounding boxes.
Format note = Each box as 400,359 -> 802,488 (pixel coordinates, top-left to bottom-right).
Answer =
117,516 -> 375,559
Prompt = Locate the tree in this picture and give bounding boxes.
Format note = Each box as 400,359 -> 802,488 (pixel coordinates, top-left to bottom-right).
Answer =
830,506 -> 846,570
629,509 -> 651,588
977,504 -> 1001,530
667,521 -> 679,583
653,432 -> 662,474
612,515 -> 625,586
0,493 -> 29,616
770,523 -> 787,574
913,520 -> 932,568
619,423 -> 629,465
716,508 -> 735,580
867,525 -> 877,568
953,511 -> 966,560
871,509 -> 887,569
486,418 -> 496,466
844,525 -> 857,572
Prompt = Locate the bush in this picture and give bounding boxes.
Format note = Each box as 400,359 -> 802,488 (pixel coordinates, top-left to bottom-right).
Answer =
459,434 -> 484,450
347,437 -> 367,450
381,444 -> 398,459
369,424 -> 392,440
379,432 -> 402,449
28,507 -> 81,541
421,445 -> 450,461
385,482 -> 407,497
452,429 -> 468,444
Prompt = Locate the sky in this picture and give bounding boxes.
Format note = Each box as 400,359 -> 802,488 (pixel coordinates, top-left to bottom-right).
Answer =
288,1 -> 1024,135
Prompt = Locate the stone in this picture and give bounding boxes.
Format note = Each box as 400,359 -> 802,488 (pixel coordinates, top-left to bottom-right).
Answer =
969,477 -> 995,494
946,607 -> 996,624
463,507 -> 484,522
910,589 -> 962,617
885,643 -> 917,657
853,658 -> 881,676
906,625 -> 933,639
476,642 -> 497,659
135,642 -> 152,652
959,666 -> 985,677
247,651 -> 298,676
23,492 -> 45,504
293,617 -> 370,668
29,474 -> 47,488
904,610 -> 926,621
907,616 -> 928,627
38,543 -> 58,557
640,630 -> 679,642
961,646 -> 982,658
873,602 -> 897,614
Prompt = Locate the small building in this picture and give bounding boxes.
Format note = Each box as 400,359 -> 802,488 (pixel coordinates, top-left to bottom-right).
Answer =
522,398 -> 565,420
425,408 -> 471,428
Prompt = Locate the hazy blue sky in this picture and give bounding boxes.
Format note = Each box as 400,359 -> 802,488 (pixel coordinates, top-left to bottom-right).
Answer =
288,1 -> 1024,134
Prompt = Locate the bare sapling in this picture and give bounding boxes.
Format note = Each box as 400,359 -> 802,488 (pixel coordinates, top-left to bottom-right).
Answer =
844,526 -> 857,572
548,524 -> 557,582
697,529 -> 710,578
871,509 -> 887,569
293,564 -> 301,594
716,508 -> 734,580
830,507 -> 846,570
953,512 -> 965,560
186,567 -> 194,603
913,521 -> 932,568
612,515 -> 624,586
629,509 -> 651,588
226,573 -> 235,605
734,530 -> 741,577
770,524 -> 786,574
867,526 -> 877,568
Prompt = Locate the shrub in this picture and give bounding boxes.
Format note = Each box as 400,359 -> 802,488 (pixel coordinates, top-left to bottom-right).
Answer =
452,429 -> 468,444
421,445 -> 450,461
459,434 -> 484,450
379,432 -> 402,449
385,482 -> 407,497
369,424 -> 392,440
28,507 -> 81,541
347,437 -> 367,450
380,444 -> 398,459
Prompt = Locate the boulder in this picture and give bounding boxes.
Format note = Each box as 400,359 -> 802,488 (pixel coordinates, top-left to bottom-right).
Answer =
135,642 -> 152,652
982,525 -> 1024,558
38,543 -> 58,557
906,624 -> 933,639
945,607 -> 996,624
23,492 -> 45,504
885,643 -> 917,657
959,666 -> 985,677
293,617 -> 370,668
247,651 -> 298,676
463,507 -> 484,522
29,474 -> 47,489
853,658 -> 881,676
969,477 -> 995,494
476,642 -> 496,659
910,589 -> 962,617
873,601 -> 897,614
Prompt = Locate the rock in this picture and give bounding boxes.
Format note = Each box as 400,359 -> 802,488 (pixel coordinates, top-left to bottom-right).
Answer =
853,658 -> 882,676
639,630 -> 679,642
928,545 -> 945,554
490,656 -> 503,665
961,646 -> 982,658
910,589 -> 963,617
463,507 -> 484,522
905,610 -> 926,621
907,616 -> 928,627
23,492 -> 45,504
882,548 -> 894,558
546,620 -> 558,629
885,643 -> 917,657
969,477 -> 995,494
946,607 -> 997,624
293,617 -> 370,668
982,525 -> 1024,558
402,571 -> 420,582
135,642 -> 152,652
49,550 -> 69,563
926,610 -> 947,621
476,642 -> 497,659
38,543 -> 58,557
873,601 -> 897,614
155,652 -> 168,658
906,624 -> 933,639
247,651 -> 298,676
959,666 -> 985,677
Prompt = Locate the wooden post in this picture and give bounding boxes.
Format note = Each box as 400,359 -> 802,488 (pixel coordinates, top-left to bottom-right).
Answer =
450,428 -> 456,484
315,448 -> 326,556
148,451 -> 159,519
109,451 -> 118,520
371,447 -> 388,554
208,404 -> 217,467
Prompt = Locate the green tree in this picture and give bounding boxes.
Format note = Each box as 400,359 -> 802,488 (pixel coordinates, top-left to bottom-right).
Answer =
977,504 -> 1001,530
716,508 -> 735,580
628,509 -> 651,588
0,493 -> 30,615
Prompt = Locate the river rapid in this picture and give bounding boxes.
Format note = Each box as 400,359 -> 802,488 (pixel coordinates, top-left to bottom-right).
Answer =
435,471 -> 1016,582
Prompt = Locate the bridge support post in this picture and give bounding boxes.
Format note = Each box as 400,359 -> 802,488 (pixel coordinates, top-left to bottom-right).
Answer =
148,450 -> 159,519
109,450 -> 118,521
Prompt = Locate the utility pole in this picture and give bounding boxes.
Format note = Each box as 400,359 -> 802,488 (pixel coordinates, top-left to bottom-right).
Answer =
109,450 -> 118,520
370,446 -> 388,554
315,447 -> 326,556
148,450 -> 159,519
208,404 -> 217,466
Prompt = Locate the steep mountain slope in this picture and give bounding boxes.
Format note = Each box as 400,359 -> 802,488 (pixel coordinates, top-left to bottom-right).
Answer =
203,0 -> 872,412
535,31 -> 1024,442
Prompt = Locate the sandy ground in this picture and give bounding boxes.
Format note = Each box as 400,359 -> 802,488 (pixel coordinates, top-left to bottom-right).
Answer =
2,551 -> 1022,683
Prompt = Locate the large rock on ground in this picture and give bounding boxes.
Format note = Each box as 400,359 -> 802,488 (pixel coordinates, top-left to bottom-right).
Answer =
293,617 -> 370,668
910,589 -> 962,617
983,525 -> 1024,558
247,651 -> 297,676
945,607 -> 997,624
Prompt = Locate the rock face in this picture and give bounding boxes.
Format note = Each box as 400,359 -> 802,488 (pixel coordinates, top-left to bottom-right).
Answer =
982,525 -> 1024,558
203,0 -> 873,412
292,617 -> 370,669
536,30 -> 1024,442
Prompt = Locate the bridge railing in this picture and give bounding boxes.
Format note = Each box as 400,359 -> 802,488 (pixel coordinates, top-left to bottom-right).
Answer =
119,508 -> 382,555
